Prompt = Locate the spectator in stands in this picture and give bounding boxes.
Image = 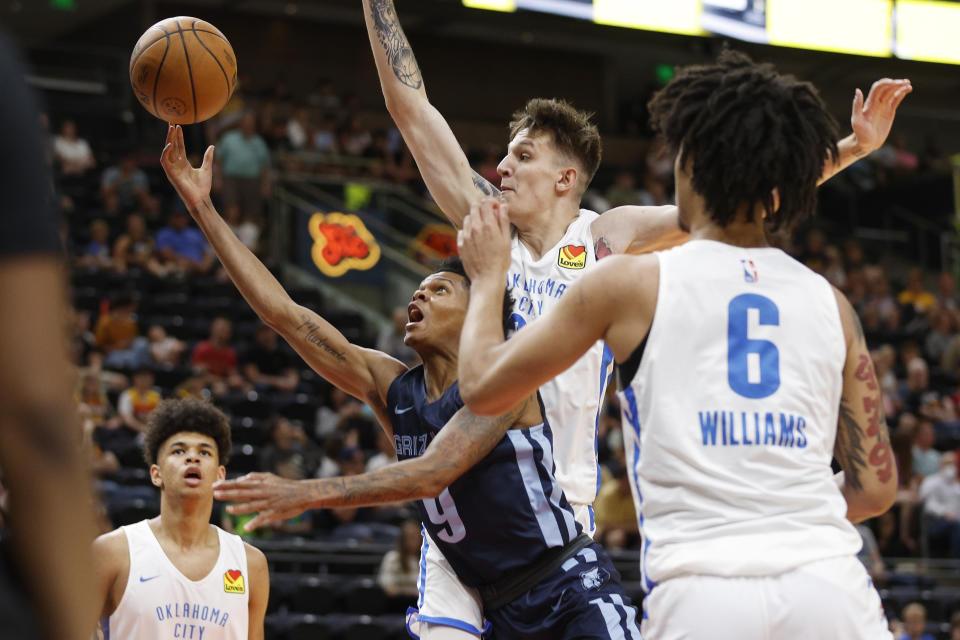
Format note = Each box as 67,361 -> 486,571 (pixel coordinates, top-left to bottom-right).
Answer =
315,387 -> 365,439
377,519 -> 421,598
112,213 -> 159,276
315,431 -> 345,479
306,77 -> 340,111
286,105 -> 312,151
912,418 -> 942,478
901,358 -> 954,422
938,271 -> 958,311
99,153 -> 157,216
899,602 -> 935,640
800,229 -> 827,273
117,368 -> 161,433
900,268 -> 937,315
822,245 -> 847,289
52,118 -> 95,177
69,307 -> 96,364
215,111 -> 271,224
337,114 -> 371,157
604,170 -> 644,208
75,218 -> 113,270
95,292 -> 150,370
224,205 -> 261,254
925,305 -> 954,363
311,114 -> 337,154
146,325 -> 185,366
75,371 -> 121,430
920,452 -> 960,558
243,325 -> 299,394
593,462 -> 638,550
376,307 -> 420,366
191,316 -> 246,395
259,415 -> 319,482
154,209 -> 215,276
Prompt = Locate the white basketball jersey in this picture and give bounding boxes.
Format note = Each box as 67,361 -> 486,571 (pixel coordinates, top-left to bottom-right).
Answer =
508,209 -> 613,507
102,520 -> 249,640
619,240 -> 861,588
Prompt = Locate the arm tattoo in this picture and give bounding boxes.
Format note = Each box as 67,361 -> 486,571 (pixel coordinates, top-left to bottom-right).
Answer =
854,354 -> 894,484
594,236 -> 613,260
836,397 -> 868,492
369,0 -> 423,90
308,397 -> 531,507
472,171 -> 501,197
296,315 -> 347,362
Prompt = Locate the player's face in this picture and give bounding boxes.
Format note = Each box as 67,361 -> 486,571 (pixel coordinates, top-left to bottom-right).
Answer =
404,272 -> 469,352
498,129 -> 570,223
150,431 -> 225,496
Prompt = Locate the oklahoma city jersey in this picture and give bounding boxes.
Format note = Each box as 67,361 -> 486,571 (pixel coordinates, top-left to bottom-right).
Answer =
619,240 -> 861,589
101,520 -> 249,640
508,209 -> 613,509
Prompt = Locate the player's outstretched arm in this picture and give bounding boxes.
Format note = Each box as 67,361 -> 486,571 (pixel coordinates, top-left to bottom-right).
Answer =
161,125 -> 406,413
361,0 -> 497,227
214,397 -> 538,530
456,198 -> 657,414
590,204 -> 687,257
818,78 -> 912,185
833,289 -> 897,523
244,544 -> 269,640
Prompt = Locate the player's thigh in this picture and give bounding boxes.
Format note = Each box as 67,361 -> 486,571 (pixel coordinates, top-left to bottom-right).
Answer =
641,575 -> 765,640
770,556 -> 892,639
420,622 -> 481,640
411,535 -> 487,637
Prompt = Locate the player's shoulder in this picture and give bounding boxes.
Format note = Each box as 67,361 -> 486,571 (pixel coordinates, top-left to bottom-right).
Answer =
93,526 -> 131,568
243,542 -> 269,577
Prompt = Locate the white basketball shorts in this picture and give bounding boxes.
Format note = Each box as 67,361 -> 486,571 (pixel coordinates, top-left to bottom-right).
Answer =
641,555 -> 892,640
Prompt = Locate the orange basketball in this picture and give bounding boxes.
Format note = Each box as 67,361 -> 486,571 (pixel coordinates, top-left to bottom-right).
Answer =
129,16 -> 237,125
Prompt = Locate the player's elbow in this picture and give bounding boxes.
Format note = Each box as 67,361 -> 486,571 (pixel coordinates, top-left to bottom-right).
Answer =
458,383 -> 507,417
850,482 -> 898,522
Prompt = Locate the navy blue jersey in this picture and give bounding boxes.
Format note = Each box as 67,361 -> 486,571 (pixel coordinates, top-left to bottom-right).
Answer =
387,365 -> 582,587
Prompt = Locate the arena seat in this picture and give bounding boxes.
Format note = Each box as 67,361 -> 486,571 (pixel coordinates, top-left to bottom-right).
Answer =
291,576 -> 337,615
342,577 -> 388,615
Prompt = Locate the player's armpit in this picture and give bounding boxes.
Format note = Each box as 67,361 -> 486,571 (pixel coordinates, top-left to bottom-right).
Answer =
244,544 -> 269,640
833,289 -> 897,523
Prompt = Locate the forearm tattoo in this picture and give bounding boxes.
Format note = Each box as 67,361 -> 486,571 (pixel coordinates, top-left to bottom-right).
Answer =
369,0 -> 423,89
296,315 -> 347,362
472,171 -> 501,198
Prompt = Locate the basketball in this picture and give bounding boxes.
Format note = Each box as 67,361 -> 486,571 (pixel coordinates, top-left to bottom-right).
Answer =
129,16 -> 237,125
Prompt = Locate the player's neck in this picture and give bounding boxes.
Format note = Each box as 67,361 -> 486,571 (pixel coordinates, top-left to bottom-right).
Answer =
156,495 -> 215,549
420,350 -> 458,402
514,202 -> 579,261
689,208 -> 770,248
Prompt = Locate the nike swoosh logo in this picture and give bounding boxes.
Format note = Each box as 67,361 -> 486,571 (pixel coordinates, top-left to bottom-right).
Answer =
139,575 -> 159,583
394,406 -> 415,415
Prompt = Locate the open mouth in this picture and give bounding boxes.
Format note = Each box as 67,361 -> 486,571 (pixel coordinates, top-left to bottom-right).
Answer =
407,303 -> 424,327
184,469 -> 202,486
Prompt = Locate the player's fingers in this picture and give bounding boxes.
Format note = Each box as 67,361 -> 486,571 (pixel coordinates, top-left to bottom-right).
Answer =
201,145 -> 215,171
161,142 -> 173,166
225,499 -> 270,515
176,125 -> 187,158
244,512 -> 274,532
890,84 -> 913,109
852,88 -> 864,115
165,124 -> 175,148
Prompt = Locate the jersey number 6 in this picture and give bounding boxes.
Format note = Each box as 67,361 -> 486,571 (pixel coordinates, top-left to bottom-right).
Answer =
727,293 -> 780,399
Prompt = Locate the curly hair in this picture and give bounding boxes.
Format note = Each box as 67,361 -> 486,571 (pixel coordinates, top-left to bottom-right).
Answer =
508,98 -> 602,195
434,257 -> 514,338
143,398 -> 232,466
647,48 -> 840,232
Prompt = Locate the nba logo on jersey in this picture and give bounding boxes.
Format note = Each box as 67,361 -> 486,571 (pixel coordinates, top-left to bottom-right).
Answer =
223,569 -> 245,594
741,259 -> 758,283
558,245 -> 587,269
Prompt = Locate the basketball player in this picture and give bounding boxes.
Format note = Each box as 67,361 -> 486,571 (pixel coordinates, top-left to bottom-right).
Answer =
91,398 -> 269,639
0,29 -> 99,640
455,50 -> 897,639
362,1 -> 908,634
160,124 -> 640,638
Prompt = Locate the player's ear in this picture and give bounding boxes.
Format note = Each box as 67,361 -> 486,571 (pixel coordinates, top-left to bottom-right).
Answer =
217,466 -> 226,482
556,167 -> 578,195
149,463 -> 162,488
768,188 -> 780,217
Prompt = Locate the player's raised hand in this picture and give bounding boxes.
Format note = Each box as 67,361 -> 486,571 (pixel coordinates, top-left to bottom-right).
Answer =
458,197 -> 511,283
160,124 -> 215,211
851,78 -> 912,154
213,472 -> 307,532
